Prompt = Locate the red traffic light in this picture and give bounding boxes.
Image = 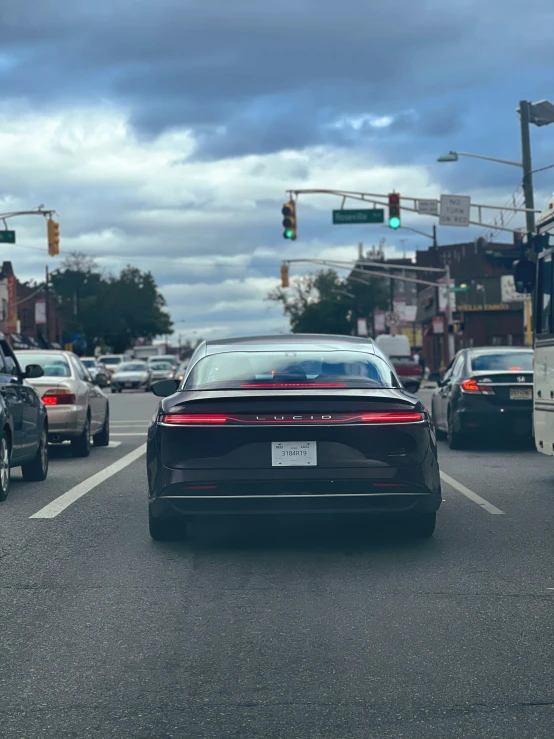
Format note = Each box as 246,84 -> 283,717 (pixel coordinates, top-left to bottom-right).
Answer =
388,193 -> 399,205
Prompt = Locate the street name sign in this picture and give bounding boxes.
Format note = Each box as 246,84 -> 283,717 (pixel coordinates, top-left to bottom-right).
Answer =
332,209 -> 384,225
0,230 -> 16,244
439,195 -> 470,227
417,199 -> 439,216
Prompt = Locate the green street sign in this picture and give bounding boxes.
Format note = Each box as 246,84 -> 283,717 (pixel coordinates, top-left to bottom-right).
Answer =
332,209 -> 384,225
451,286 -> 471,292
0,230 -> 15,244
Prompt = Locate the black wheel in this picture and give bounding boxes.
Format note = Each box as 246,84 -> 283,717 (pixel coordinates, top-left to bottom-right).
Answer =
435,426 -> 447,441
447,412 -> 466,450
21,425 -> 49,482
0,430 -> 11,502
148,508 -> 187,541
111,386 -> 117,394
71,414 -> 91,458
93,407 -> 110,447
404,513 -> 436,538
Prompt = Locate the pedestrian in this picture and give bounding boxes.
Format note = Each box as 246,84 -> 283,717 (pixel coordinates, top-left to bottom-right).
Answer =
412,350 -> 420,364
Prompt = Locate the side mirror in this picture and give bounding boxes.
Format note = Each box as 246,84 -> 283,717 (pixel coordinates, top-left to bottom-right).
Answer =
25,363 -> 44,379
152,379 -> 180,397
402,379 -> 420,394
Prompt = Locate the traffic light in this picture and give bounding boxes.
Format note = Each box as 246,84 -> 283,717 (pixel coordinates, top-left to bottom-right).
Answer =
47,218 -> 60,256
513,257 -> 536,293
282,200 -> 297,240
280,263 -> 289,288
388,193 -> 401,229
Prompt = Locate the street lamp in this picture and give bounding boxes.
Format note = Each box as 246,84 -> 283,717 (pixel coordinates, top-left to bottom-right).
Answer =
437,99 -> 554,236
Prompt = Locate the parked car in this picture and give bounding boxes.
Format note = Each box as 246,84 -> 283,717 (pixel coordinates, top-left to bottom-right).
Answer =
111,361 -> 151,393
15,350 -> 110,457
98,354 -> 133,377
0,336 -> 50,499
81,357 -> 110,388
430,347 -> 534,448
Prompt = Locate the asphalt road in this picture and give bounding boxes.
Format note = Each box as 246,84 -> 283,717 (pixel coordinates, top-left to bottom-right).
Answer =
1,389 -> 553,738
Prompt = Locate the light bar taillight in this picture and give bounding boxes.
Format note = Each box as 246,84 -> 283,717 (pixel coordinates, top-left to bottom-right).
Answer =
163,414 -> 229,424
240,383 -> 345,388
360,412 -> 423,423
461,379 -> 494,395
42,389 -> 77,406
161,411 -> 423,425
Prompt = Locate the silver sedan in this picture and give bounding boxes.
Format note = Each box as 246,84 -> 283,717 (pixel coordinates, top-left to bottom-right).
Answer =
15,350 -> 110,457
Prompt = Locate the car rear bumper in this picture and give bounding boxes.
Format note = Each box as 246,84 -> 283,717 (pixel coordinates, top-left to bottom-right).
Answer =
148,464 -> 442,518
455,406 -> 532,435
45,406 -> 85,439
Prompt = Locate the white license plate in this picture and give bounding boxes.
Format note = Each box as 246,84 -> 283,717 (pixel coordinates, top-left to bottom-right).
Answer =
271,441 -> 317,467
510,388 -> 532,400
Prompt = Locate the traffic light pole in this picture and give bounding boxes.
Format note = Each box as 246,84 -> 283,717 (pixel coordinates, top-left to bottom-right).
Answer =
519,101 -> 536,237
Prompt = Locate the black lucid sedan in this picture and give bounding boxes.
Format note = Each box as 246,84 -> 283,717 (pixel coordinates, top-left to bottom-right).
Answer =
431,347 -> 533,449
0,334 -> 49,500
147,334 -> 441,540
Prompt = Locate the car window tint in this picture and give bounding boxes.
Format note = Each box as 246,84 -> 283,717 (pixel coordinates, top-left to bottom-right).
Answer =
120,363 -> 147,372
470,353 -> 533,372
185,350 -> 398,390
15,353 -> 71,377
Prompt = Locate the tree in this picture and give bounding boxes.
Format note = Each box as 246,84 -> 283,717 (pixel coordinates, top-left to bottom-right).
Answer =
267,267 -> 390,336
49,252 -> 172,353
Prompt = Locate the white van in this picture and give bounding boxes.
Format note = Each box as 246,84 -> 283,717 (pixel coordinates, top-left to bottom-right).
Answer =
375,334 -> 411,358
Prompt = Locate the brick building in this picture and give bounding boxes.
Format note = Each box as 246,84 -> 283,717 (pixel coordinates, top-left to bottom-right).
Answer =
416,238 -> 526,373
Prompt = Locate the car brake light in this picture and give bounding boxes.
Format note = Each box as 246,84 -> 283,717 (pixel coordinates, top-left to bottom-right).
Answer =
42,389 -> 77,405
240,383 -> 345,388
360,411 -> 424,423
461,379 -> 494,395
163,414 -> 229,424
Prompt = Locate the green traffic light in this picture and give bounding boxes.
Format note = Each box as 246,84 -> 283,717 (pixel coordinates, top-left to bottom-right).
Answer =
284,229 -> 294,239
388,217 -> 401,229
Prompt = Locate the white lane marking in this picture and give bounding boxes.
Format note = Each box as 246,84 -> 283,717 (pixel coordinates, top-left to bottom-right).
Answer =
110,433 -> 146,437
30,443 -> 147,519
108,441 -> 122,448
440,470 -> 505,515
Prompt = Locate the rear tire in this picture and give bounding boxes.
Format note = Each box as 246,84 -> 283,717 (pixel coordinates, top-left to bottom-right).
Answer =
0,431 -> 11,501
148,509 -> 187,541
21,426 -> 49,482
435,426 -> 447,441
71,414 -> 91,458
93,408 -> 110,447
447,413 -> 466,450
404,513 -> 436,538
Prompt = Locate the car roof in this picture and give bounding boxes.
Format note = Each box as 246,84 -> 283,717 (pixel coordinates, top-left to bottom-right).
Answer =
466,347 -> 533,355
15,349 -> 72,358
204,334 -> 376,355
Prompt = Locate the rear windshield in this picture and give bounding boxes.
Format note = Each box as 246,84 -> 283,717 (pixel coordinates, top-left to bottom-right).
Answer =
470,352 -> 533,372
151,363 -> 173,371
99,357 -> 121,365
118,363 -> 146,372
16,353 -> 71,377
81,359 -> 95,368
185,350 -> 398,390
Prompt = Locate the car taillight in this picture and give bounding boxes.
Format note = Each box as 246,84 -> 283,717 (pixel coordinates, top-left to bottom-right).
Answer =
461,379 -> 494,395
240,383 -> 346,388
360,411 -> 424,423
42,389 -> 77,406
163,414 -> 229,424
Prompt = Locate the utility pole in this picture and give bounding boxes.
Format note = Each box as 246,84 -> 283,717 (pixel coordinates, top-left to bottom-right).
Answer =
45,266 -> 50,344
519,100 -> 536,237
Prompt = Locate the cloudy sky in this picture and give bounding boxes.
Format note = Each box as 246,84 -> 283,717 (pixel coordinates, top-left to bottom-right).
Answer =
1,0 -> 553,341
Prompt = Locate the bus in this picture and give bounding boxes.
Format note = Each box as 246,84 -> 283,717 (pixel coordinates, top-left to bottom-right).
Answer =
533,194 -> 554,454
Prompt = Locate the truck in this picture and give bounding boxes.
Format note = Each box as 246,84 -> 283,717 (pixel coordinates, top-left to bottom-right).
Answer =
133,344 -> 162,361
376,334 -> 421,392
